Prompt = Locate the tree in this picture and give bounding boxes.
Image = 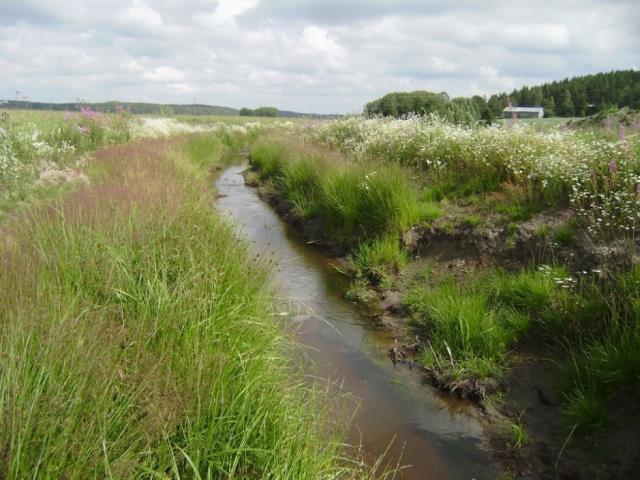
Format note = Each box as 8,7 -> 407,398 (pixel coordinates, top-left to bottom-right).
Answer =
253,107 -> 279,117
558,89 -> 575,117
488,94 -> 508,117
572,84 -> 588,117
366,91 -> 450,118
542,97 -> 556,117
530,86 -> 544,106
489,70 -> 640,117
378,95 -> 399,116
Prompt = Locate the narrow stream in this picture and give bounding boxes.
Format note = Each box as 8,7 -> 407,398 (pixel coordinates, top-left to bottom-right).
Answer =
214,164 -> 498,479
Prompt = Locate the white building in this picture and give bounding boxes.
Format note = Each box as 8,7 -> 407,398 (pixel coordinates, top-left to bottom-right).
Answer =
502,106 -> 544,119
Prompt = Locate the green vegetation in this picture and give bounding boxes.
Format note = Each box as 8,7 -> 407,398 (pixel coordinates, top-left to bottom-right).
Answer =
508,415 -> 529,450
559,267 -> 640,434
406,274 -> 538,379
2,100 -> 239,116
407,264 -> 640,435
240,106 -> 280,117
250,134 -> 422,247
308,115 -> 640,239
1,108 -> 131,207
0,133 -> 373,479
293,111 -> 640,443
349,235 -> 409,288
488,69 -> 640,117
553,222 -> 578,247
365,90 -> 492,124
366,70 -> 640,122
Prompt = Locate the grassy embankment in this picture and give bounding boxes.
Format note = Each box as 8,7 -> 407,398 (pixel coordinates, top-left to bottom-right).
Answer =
248,115 -> 640,439
249,133 -> 432,292
0,108 -> 132,219
0,130 -> 374,479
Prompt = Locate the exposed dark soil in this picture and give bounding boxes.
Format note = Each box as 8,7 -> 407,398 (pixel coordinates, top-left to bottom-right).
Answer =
246,170 -> 640,480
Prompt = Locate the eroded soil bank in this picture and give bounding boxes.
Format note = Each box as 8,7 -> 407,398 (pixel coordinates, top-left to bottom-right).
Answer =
249,168 -> 640,480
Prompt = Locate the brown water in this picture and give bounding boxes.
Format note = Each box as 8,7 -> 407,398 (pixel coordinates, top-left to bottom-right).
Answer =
214,164 -> 498,480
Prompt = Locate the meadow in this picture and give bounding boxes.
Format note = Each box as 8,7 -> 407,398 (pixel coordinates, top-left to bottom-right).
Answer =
0,113 -> 377,479
248,113 -> 640,444
3,105 -> 640,477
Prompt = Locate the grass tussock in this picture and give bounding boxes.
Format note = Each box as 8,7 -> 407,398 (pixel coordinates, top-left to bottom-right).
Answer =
349,235 -> 408,288
250,134 -> 422,245
0,134 -> 372,479
249,134 -> 424,285
407,280 -> 529,379
407,264 -> 640,434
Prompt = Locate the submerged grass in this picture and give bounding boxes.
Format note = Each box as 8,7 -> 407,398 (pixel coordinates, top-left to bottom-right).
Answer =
0,134 -> 373,479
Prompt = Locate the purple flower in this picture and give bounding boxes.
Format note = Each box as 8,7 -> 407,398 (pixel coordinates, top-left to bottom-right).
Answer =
77,126 -> 90,135
80,106 -> 99,120
604,116 -> 614,129
618,126 -> 626,140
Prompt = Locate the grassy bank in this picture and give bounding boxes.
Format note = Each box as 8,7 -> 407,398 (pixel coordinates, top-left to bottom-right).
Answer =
0,133 -> 370,479
305,115 -> 640,239
249,133 -> 435,287
407,265 -> 640,433
248,116 -> 640,474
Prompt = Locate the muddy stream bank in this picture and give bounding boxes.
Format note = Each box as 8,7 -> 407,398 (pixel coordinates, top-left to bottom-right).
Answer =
214,163 -> 498,479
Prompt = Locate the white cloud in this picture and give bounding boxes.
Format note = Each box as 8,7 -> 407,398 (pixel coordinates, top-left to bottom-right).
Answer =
167,82 -> 192,93
143,66 -> 186,82
300,26 -> 346,69
117,0 -> 164,32
202,0 -> 259,27
0,0 -> 638,113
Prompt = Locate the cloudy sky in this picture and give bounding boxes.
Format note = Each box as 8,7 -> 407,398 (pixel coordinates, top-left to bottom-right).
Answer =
1,0 -> 638,113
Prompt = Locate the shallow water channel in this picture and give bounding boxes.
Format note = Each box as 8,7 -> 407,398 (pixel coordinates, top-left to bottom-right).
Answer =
214,164 -> 498,479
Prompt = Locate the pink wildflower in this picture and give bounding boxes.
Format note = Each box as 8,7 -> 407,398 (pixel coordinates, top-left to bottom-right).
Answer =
80,106 -> 100,120
77,126 -> 90,135
604,116 -> 614,130
618,127 -> 632,154
609,159 -> 617,174
618,126 -> 626,140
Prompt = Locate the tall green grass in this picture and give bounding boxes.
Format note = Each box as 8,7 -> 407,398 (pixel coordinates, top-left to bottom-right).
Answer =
250,135 -> 422,244
559,267 -> 640,434
407,267 -> 568,378
0,134 -> 372,479
407,279 -> 530,379
408,264 -> 640,434
349,235 -> 409,287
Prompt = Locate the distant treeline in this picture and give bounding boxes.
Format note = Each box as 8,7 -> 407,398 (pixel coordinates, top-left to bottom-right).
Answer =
239,106 -> 280,117
0,100 -> 239,116
366,70 -> 640,121
0,100 -> 335,118
487,70 -> 640,117
365,91 -> 494,123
